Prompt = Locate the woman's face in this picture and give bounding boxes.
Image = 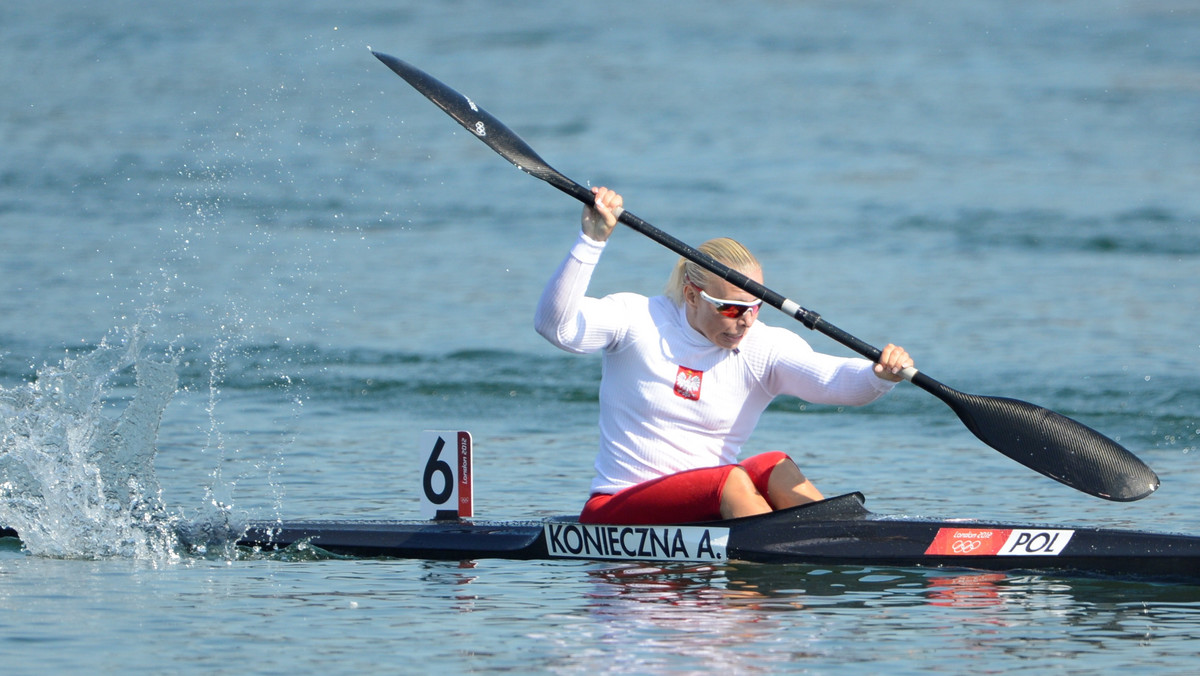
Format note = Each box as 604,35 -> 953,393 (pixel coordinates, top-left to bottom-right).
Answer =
683,269 -> 763,350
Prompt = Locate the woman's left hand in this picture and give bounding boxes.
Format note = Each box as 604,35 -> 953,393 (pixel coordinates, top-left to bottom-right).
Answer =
873,343 -> 914,382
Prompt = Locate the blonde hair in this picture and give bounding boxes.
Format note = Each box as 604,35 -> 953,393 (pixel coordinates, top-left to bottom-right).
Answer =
664,238 -> 761,304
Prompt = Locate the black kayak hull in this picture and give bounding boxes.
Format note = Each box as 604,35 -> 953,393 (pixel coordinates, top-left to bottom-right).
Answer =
237,493 -> 1200,582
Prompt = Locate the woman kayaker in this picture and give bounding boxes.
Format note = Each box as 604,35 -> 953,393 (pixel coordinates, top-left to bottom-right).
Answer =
535,186 -> 914,524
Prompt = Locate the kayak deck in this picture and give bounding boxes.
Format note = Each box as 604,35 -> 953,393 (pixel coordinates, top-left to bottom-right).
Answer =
241,519 -> 550,560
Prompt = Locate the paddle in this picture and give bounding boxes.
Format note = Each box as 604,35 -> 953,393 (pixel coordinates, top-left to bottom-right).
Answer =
370,51 -> 1159,502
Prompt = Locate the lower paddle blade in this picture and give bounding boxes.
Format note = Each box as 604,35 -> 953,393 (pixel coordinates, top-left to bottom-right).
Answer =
914,374 -> 1159,501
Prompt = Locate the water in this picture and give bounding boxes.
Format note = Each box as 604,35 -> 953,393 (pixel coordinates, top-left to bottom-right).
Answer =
2,0 -> 1198,672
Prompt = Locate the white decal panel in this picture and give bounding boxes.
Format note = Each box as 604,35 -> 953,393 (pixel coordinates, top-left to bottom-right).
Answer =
998,529 -> 1075,556
926,527 -> 1076,556
544,523 -> 729,562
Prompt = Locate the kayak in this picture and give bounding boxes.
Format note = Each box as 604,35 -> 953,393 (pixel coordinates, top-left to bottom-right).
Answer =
4,492 -> 1198,581
237,493 -> 1200,582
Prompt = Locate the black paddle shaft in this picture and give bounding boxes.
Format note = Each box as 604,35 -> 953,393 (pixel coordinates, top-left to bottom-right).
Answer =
371,51 -> 1159,502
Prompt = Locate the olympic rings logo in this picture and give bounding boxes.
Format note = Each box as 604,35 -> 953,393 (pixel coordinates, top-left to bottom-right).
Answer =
951,539 -> 984,554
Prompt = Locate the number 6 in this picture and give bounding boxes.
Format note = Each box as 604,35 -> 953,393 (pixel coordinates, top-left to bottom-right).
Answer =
419,431 -> 473,519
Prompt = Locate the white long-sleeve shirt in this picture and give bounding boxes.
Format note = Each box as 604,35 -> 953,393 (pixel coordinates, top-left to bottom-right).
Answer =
535,233 -> 896,495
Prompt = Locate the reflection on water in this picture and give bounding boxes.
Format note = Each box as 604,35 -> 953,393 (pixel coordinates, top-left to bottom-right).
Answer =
926,572 -> 1009,609
514,562 -> 1200,671
583,563 -> 1034,613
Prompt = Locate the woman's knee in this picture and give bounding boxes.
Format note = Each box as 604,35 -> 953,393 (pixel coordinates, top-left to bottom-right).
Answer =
719,467 -> 771,518
767,458 -> 823,506
722,466 -> 758,495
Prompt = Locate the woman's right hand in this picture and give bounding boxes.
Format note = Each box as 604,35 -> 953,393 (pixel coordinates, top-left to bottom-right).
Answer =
581,186 -> 623,242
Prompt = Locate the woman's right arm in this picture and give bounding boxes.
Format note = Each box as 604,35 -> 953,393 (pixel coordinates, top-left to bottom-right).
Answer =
534,232 -> 611,353
534,189 -> 628,353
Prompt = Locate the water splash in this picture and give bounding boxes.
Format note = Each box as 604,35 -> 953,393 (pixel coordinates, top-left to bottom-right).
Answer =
0,325 -> 181,560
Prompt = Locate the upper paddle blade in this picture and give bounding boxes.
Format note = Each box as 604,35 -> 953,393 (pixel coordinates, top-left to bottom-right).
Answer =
371,51 -> 580,195
914,374 -> 1159,501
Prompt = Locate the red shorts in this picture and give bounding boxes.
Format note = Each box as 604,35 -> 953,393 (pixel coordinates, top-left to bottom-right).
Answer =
579,451 -> 791,525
